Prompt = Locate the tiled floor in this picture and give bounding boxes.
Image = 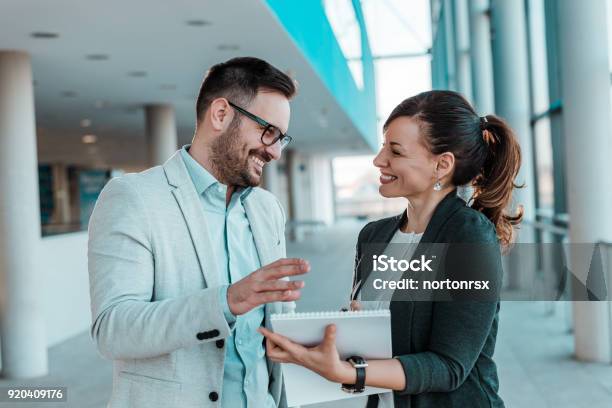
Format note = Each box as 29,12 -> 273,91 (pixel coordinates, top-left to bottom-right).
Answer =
1,220 -> 611,407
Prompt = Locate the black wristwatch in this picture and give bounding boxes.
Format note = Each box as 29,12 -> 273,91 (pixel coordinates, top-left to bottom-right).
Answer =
341,355 -> 368,393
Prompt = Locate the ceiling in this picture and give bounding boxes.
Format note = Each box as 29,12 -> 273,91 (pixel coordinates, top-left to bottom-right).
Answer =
0,0 -> 373,169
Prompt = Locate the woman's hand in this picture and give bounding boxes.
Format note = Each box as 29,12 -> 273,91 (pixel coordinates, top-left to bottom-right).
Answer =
258,324 -> 355,384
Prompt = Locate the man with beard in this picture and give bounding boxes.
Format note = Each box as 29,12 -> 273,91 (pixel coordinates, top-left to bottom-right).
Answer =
88,57 -> 307,408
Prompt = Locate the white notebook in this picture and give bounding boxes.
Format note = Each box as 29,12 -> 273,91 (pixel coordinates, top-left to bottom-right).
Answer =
270,309 -> 393,407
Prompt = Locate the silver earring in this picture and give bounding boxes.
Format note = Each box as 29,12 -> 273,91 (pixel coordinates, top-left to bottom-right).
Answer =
433,180 -> 442,191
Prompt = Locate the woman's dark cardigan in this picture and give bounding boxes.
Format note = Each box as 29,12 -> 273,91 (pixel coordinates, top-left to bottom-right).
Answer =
354,190 -> 505,408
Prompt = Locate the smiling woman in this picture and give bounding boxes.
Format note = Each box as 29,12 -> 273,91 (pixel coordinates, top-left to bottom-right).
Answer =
260,90 -> 523,408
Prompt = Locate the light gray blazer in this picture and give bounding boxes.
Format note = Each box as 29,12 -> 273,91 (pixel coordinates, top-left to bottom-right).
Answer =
88,151 -> 293,408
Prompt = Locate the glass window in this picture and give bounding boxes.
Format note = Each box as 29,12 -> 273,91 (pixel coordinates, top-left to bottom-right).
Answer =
361,0 -> 432,56
375,56 -> 432,137
331,0 -> 432,219
323,0 -> 364,89
533,117 -> 554,211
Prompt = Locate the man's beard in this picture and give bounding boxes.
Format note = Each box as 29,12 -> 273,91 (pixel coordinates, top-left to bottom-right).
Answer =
209,119 -> 266,187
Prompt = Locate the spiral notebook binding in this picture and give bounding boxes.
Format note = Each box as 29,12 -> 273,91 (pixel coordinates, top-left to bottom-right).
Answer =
271,309 -> 390,320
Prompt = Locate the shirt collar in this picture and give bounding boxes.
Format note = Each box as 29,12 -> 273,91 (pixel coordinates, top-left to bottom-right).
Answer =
180,144 -> 253,200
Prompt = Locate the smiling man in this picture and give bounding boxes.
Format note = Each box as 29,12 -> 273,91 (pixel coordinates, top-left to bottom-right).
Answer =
88,57 -> 307,408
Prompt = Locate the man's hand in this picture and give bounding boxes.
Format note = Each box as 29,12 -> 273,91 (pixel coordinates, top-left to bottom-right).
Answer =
227,258 -> 309,316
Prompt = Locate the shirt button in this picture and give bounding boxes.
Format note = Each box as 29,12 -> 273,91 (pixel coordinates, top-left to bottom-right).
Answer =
237,339 -> 243,346
245,379 -> 250,386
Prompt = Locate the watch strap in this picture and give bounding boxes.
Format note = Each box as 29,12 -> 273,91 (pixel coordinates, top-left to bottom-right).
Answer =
341,356 -> 367,393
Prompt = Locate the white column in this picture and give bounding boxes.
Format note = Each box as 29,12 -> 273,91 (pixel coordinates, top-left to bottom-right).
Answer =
558,0 -> 612,363
263,161 -> 280,196
285,150 -> 308,242
490,0 -> 537,224
468,0 -> 495,114
145,104 -> 178,166
0,51 -> 48,378
308,156 -> 335,226
490,0 -> 538,295
51,164 -> 71,225
453,0 -> 473,101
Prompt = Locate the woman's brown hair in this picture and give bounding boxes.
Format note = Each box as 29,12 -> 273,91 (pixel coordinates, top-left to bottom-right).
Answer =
384,90 -> 524,249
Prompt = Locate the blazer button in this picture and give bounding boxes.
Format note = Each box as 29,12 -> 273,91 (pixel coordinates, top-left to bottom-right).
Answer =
210,329 -> 220,337
196,332 -> 207,341
216,339 -> 225,348
209,391 -> 219,402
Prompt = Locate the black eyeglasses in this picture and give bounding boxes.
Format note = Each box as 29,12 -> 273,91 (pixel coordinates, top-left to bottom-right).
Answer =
228,101 -> 292,150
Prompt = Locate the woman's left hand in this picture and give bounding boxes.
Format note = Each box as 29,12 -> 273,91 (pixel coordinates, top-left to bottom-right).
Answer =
258,324 -> 354,384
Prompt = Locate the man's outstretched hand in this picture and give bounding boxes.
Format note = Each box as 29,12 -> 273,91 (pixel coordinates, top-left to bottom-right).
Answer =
227,258 -> 309,316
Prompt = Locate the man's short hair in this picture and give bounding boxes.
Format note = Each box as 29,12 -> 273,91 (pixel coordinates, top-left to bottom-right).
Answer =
195,57 -> 297,123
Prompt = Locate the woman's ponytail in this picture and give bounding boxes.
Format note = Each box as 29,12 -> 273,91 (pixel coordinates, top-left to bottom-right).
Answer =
471,114 -> 524,249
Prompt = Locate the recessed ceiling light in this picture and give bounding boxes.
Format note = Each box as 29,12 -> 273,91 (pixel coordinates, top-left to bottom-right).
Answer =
217,44 -> 240,51
160,84 -> 177,90
30,32 -> 59,39
128,71 -> 147,77
80,119 -> 91,127
186,19 -> 211,27
82,134 -> 97,144
61,91 -> 77,97
86,54 -> 109,60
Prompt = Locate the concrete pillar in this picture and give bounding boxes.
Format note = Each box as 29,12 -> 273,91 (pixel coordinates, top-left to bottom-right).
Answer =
262,161 -> 280,197
145,104 -> 178,166
0,51 -> 48,378
285,149 -> 306,242
51,164 -> 71,225
557,0 -> 612,363
490,0 -> 538,296
308,156 -> 335,226
453,0 -> 475,203
490,0 -> 537,224
285,152 -> 335,241
468,0 -> 495,114
453,0 -> 473,101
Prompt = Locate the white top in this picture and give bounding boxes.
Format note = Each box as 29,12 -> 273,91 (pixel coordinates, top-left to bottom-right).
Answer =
358,228 -> 423,408
359,228 -> 424,310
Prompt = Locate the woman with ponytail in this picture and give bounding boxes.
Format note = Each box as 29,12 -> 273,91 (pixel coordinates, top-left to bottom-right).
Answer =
259,90 -> 521,407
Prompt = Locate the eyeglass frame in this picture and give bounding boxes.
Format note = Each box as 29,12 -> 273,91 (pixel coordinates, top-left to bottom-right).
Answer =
227,101 -> 292,149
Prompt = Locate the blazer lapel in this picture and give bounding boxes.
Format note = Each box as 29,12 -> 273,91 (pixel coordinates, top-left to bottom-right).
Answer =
418,188 -> 464,244
164,152 -> 221,288
356,189 -> 464,298
243,195 -> 283,317
243,196 -> 275,267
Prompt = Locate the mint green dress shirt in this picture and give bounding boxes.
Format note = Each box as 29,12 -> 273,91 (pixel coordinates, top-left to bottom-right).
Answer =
181,146 -> 275,408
